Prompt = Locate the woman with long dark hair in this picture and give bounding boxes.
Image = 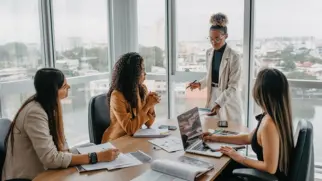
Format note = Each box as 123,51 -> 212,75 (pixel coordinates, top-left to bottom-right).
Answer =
2,68 -> 119,181
203,68 -> 294,181
101,52 -> 160,142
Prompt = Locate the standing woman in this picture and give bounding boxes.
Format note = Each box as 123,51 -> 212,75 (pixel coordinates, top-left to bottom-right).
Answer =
101,52 -> 160,142
2,68 -> 119,181
188,13 -> 242,122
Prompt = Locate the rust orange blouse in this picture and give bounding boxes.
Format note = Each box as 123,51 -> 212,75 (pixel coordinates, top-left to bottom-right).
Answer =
101,86 -> 155,142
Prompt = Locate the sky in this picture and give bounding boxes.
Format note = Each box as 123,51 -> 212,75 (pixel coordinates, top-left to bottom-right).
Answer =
0,0 -> 322,46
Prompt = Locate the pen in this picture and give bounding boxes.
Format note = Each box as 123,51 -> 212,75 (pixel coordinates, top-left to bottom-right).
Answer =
202,129 -> 223,146
211,128 -> 224,135
186,80 -> 197,89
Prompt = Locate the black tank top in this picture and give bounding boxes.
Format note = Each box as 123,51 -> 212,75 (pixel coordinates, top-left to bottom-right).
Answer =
251,113 -> 288,181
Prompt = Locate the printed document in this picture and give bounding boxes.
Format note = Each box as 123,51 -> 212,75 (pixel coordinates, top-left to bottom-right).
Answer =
76,143 -> 142,171
148,136 -> 183,152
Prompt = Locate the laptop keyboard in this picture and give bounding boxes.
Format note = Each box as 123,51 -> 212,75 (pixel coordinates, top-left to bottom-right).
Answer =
192,141 -> 208,151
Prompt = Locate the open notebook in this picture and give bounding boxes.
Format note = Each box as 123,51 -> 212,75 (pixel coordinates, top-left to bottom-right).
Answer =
76,143 -> 151,171
131,156 -> 214,181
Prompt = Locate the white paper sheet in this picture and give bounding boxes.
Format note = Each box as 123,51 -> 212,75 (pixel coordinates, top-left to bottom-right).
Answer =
133,128 -> 170,138
76,143 -> 142,171
148,136 -> 183,152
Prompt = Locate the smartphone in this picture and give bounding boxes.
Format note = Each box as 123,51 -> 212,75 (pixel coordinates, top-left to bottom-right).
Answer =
217,120 -> 228,128
158,125 -> 177,130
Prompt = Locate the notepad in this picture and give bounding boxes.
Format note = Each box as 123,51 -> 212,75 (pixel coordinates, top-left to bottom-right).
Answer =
133,128 -> 170,138
76,143 -> 143,171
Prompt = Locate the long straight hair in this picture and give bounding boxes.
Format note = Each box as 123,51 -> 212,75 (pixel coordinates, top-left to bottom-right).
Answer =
5,68 -> 66,153
253,68 -> 294,175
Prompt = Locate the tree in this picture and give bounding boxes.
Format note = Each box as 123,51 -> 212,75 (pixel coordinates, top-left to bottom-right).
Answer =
61,46 -> 109,72
281,59 -> 296,71
286,71 -> 318,80
85,47 -> 109,71
139,46 -> 164,72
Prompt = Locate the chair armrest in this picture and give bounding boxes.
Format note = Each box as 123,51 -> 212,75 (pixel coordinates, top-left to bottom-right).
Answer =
232,168 -> 278,181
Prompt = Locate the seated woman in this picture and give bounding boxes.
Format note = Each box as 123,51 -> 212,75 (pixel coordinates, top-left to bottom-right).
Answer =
203,68 -> 294,181
101,52 -> 160,142
2,68 -> 119,181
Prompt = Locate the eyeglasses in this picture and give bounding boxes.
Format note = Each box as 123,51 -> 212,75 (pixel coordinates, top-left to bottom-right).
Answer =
207,35 -> 225,43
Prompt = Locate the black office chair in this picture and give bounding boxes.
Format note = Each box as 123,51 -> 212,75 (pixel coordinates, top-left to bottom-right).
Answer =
0,118 -> 12,180
232,120 -> 314,181
88,93 -> 110,144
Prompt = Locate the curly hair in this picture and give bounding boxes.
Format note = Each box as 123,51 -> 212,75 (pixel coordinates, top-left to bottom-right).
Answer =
107,52 -> 146,114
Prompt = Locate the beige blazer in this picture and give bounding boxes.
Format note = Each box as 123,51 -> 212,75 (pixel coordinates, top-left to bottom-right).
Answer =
2,101 -> 72,181
199,45 -> 242,122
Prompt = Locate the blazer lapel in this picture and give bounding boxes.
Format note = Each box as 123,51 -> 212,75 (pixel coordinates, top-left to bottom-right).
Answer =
207,48 -> 214,72
219,45 -> 230,79
207,49 -> 214,98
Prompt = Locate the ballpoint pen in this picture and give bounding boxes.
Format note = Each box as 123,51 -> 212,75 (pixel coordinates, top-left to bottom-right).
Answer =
202,129 -> 223,146
186,80 -> 197,89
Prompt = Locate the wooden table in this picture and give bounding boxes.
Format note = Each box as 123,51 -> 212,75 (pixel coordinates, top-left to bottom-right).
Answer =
33,117 -> 247,181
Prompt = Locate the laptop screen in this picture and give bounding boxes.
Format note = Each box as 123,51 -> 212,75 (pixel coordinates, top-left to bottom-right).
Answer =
177,107 -> 203,150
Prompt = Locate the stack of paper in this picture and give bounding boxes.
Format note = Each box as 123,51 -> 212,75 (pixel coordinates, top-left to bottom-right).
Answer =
76,143 -> 142,171
148,136 -> 183,152
133,128 -> 170,138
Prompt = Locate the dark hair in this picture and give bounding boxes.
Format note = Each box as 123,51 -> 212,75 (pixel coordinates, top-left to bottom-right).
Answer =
209,13 -> 228,34
107,52 -> 146,114
253,68 -> 294,175
5,68 -> 67,154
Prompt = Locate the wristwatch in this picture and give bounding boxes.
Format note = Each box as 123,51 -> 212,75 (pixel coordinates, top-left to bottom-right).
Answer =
88,152 -> 98,164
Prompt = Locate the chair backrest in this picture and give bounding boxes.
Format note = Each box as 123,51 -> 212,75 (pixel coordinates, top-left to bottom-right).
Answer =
289,120 -> 314,181
0,118 -> 12,179
88,94 -> 110,144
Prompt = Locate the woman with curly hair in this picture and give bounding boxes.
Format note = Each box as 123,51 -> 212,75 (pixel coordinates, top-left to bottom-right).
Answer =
101,52 -> 160,142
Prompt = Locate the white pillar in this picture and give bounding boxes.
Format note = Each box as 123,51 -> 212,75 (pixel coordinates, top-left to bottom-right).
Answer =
109,0 -> 138,61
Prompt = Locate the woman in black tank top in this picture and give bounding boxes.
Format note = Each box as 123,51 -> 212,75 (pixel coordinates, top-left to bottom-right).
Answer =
203,68 -> 294,181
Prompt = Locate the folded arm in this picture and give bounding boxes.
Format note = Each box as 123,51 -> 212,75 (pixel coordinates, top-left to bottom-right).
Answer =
110,91 -> 150,135
146,107 -> 156,128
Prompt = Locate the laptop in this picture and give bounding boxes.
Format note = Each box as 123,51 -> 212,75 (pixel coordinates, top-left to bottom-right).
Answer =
177,107 -> 223,158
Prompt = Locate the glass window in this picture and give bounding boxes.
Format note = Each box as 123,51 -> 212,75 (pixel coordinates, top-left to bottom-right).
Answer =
175,0 -> 245,118
138,0 -> 167,119
53,0 -> 109,77
0,0 -> 44,82
254,0 -> 322,163
53,0 -> 110,145
62,80 -> 110,145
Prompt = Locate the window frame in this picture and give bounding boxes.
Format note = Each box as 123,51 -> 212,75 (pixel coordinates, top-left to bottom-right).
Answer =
1,0 -> 321,172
